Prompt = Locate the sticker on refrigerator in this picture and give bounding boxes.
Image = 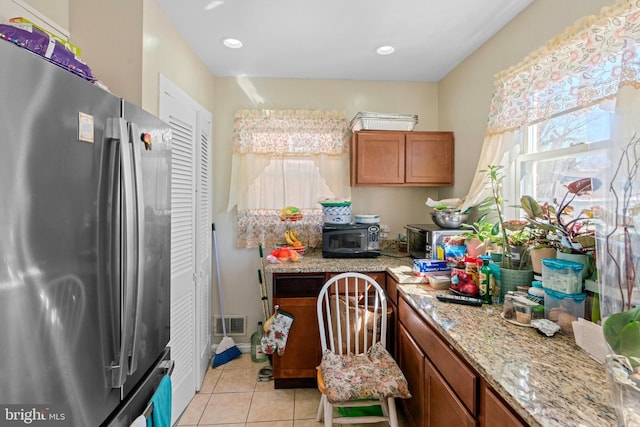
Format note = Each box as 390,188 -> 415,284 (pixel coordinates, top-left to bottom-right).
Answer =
78,112 -> 94,143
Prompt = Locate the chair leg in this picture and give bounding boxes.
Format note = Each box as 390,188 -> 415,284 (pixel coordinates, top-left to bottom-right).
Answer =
324,399 -> 333,427
380,397 -> 389,417
316,395 -> 325,422
387,397 -> 398,427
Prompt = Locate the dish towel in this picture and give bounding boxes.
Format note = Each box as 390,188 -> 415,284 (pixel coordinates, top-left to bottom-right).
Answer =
129,415 -> 146,427
146,375 -> 172,427
261,310 -> 295,356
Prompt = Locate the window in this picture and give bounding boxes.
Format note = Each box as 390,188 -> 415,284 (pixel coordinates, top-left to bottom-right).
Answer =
513,104 -> 613,219
228,110 -> 351,248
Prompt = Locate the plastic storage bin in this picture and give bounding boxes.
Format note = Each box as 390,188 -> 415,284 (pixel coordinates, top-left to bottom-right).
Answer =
544,287 -> 586,324
541,258 -> 584,294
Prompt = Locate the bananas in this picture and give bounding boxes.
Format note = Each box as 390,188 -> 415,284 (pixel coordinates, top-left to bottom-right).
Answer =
284,229 -> 300,245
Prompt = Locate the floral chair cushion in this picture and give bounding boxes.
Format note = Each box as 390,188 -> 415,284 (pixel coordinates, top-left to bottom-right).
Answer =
319,342 -> 411,403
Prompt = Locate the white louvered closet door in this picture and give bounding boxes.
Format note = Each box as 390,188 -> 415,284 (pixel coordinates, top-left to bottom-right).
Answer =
160,77 -> 198,425
196,110 -> 212,385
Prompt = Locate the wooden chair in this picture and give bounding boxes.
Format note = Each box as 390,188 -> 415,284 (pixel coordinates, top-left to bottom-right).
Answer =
315,272 -> 409,427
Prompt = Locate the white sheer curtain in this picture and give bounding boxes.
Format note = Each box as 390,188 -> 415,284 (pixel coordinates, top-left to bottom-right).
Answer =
227,109 -> 351,248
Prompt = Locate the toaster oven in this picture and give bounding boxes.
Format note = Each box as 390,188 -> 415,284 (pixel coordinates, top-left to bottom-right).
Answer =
405,224 -> 468,259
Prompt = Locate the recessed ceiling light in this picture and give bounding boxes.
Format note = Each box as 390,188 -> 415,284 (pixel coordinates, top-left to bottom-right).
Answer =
204,1 -> 224,10
222,38 -> 243,49
375,45 -> 396,56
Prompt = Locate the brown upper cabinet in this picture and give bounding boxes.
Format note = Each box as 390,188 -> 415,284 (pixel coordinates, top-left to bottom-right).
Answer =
351,130 -> 454,187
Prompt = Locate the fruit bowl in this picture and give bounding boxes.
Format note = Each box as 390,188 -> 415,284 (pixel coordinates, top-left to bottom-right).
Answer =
275,244 -> 305,255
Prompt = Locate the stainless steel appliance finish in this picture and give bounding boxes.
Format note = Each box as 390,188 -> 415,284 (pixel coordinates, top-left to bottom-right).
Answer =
322,223 -> 381,258
406,224 -> 468,259
0,41 -> 172,427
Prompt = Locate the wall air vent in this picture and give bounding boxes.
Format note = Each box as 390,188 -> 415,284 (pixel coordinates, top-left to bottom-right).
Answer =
213,315 -> 246,336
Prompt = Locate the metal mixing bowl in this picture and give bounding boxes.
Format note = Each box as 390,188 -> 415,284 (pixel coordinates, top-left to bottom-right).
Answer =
431,210 -> 470,229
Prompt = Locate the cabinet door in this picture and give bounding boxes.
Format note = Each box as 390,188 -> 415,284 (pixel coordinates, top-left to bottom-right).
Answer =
271,274 -> 325,388
405,132 -> 454,185
386,276 -> 399,357
272,297 -> 321,386
482,384 -> 527,427
426,359 -> 476,427
353,132 -> 405,184
398,324 -> 425,427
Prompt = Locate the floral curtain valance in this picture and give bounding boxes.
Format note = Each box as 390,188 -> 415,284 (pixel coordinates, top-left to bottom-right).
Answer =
232,109 -> 350,156
487,0 -> 640,136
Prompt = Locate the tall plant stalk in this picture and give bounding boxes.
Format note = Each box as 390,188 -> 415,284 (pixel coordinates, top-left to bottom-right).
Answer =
481,165 -> 514,269
606,135 -> 640,311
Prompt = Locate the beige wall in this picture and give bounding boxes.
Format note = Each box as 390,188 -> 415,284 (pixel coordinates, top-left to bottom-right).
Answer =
212,78 -> 441,332
69,0 -> 143,105
141,0 -> 215,117
438,0 -> 615,202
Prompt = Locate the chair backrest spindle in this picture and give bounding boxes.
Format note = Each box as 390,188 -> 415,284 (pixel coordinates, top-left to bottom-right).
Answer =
317,272 -> 387,356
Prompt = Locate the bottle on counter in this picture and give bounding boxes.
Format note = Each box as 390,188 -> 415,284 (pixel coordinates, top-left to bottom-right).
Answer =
479,259 -> 492,304
251,321 -> 268,363
528,281 -> 545,305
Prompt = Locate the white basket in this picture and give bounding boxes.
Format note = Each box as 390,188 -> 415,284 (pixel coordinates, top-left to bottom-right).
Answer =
350,112 -> 418,131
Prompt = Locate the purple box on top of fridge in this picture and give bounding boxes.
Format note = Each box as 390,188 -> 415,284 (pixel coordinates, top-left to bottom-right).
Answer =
413,259 -> 450,277
0,23 -> 94,81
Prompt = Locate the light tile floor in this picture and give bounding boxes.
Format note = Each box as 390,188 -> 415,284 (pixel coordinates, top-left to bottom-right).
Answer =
177,354 -> 409,427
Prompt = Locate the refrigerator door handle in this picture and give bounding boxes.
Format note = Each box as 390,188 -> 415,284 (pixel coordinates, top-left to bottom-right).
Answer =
127,122 -> 145,375
105,117 -> 137,389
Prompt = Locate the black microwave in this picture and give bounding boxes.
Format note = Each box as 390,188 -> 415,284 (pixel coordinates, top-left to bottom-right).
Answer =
322,223 -> 380,258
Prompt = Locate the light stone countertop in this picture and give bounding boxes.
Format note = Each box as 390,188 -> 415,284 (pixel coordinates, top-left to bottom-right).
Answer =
265,250 -> 618,427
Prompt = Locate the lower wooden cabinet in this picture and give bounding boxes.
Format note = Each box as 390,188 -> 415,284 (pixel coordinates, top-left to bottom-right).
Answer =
426,358 -> 476,427
481,381 -> 527,427
398,293 -> 526,427
398,324 -> 425,427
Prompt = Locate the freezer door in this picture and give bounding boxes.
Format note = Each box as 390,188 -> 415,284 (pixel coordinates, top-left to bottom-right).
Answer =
102,348 -> 172,427
0,42 -> 123,426
120,101 -> 172,398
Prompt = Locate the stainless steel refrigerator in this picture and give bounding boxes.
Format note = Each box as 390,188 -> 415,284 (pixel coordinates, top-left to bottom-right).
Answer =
0,40 -> 172,427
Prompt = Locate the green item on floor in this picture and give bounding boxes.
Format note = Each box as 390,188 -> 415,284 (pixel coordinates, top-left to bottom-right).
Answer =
338,404 -> 383,417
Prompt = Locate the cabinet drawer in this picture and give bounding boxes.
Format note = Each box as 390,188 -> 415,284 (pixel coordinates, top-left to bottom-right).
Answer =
399,296 -> 478,415
273,274 -> 325,297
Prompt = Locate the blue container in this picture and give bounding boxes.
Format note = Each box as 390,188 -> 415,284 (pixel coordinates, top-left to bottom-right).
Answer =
541,258 -> 584,294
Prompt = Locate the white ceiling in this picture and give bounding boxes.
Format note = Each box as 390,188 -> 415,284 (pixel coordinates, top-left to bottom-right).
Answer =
155,0 -> 533,82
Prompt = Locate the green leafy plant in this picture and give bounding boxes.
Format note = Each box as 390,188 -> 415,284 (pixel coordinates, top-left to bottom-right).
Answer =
461,213 -> 495,244
477,165 -> 531,269
604,306 -> 640,367
520,178 -> 597,255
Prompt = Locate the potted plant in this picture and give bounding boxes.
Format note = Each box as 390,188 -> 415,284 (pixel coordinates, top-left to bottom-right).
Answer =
477,165 -> 534,300
461,214 -> 494,257
520,178 -> 597,279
